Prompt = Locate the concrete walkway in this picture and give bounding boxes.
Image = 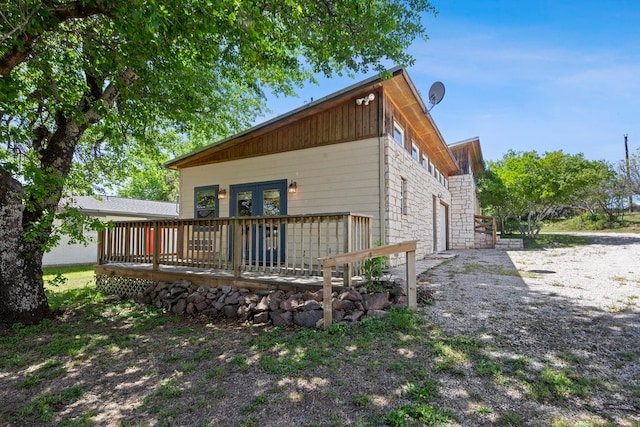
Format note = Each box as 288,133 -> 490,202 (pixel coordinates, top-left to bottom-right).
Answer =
387,252 -> 457,286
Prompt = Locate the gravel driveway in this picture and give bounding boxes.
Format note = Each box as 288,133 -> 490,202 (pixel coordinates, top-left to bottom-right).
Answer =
419,232 -> 640,425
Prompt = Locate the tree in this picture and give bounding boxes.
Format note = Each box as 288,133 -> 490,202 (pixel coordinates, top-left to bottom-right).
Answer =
479,150 -> 613,238
619,146 -> 640,208
0,0 -> 437,325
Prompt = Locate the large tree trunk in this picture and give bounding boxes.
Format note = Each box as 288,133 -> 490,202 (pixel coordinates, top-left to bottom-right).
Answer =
0,170 -> 52,325
0,112 -> 85,325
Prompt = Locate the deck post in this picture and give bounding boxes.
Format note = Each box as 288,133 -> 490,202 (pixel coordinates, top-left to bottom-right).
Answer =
152,221 -> 160,271
406,248 -> 417,310
233,220 -> 242,278
322,265 -> 333,328
97,229 -> 105,265
343,214 -> 353,288
492,216 -> 497,248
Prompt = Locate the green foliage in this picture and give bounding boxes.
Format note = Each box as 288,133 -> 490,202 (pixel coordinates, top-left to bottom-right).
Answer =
16,386 -> 86,424
385,404 -> 455,426
362,241 -> 389,287
479,150 -> 617,238
404,379 -> 439,402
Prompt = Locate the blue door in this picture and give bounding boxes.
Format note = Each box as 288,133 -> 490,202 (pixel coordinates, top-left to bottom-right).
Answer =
230,180 -> 287,264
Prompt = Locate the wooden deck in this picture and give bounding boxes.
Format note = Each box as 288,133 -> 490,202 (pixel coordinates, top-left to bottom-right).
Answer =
95,262 -> 355,293
96,212 -> 373,289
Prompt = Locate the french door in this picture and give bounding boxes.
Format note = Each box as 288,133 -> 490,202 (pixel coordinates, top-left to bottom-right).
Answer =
230,180 -> 287,263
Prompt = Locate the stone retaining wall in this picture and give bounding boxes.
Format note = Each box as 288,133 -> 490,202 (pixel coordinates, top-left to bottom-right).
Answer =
96,275 -> 413,328
495,237 -> 524,250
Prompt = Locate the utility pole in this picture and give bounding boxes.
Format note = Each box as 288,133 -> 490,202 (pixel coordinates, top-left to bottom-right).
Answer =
625,134 -> 633,213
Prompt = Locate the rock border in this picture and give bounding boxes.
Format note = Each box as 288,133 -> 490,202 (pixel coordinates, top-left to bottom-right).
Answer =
135,279 -> 410,328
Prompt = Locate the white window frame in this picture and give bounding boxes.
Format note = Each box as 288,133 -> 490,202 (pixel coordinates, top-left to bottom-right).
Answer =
393,121 -> 404,147
421,154 -> 428,169
411,142 -> 419,161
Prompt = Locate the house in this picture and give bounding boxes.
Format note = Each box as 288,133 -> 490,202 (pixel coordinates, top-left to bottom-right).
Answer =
165,67 -> 486,265
44,196 -> 178,266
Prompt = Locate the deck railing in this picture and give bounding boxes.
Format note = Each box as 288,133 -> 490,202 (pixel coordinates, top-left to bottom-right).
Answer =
474,215 -> 497,248
97,213 -> 372,279
318,240 -> 418,328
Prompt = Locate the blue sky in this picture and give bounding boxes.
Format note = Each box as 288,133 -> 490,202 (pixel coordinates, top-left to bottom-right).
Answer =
258,0 -> 640,166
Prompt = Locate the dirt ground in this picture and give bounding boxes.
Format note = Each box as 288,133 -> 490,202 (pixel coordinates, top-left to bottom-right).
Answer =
421,232 -> 640,425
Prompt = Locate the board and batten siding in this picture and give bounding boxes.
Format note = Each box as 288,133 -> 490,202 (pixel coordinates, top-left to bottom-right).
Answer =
180,138 -> 382,239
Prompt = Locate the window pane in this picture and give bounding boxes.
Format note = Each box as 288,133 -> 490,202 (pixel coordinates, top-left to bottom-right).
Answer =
393,124 -> 403,146
237,191 -> 252,217
196,188 -> 216,218
263,189 -> 281,216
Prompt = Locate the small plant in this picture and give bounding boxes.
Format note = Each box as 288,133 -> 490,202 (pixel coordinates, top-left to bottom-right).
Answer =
475,357 -> 501,377
240,393 -> 267,414
501,412 -> 523,426
405,379 -> 438,402
473,405 -> 492,415
157,379 -> 184,398
385,404 -> 455,427
361,241 -> 391,292
352,394 -> 371,408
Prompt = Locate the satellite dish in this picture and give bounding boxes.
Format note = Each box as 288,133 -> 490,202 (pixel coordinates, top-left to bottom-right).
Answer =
427,81 -> 445,111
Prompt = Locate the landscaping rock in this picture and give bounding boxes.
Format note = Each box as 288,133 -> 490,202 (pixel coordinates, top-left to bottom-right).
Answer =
364,292 -> 391,311
270,311 -> 293,327
345,310 -> 364,322
300,300 -> 322,311
294,310 -> 323,328
223,305 -> 238,319
339,290 -> 363,302
253,311 -> 269,324
171,299 -> 186,315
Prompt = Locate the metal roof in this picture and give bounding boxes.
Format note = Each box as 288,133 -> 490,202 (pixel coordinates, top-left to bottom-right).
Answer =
63,196 -> 179,218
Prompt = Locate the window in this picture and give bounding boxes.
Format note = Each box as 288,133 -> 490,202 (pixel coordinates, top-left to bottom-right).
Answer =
411,142 -> 419,161
421,154 -> 428,169
401,178 -> 408,216
393,122 -> 404,147
194,185 -> 219,219
428,162 -> 434,175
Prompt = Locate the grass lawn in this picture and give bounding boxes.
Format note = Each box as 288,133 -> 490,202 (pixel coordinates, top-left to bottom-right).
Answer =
1,260 -> 634,426
43,264 -> 99,312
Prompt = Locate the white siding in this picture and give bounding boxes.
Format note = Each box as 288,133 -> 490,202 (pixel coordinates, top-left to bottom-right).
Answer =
180,138 -> 383,238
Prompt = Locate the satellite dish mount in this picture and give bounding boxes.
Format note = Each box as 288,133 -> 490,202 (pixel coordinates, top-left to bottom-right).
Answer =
427,81 -> 445,112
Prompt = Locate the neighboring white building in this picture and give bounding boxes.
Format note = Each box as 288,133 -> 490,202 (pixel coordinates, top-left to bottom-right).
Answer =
44,196 -> 178,266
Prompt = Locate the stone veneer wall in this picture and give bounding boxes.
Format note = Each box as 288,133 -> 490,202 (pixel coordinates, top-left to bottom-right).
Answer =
449,174 -> 480,249
384,137 -> 450,265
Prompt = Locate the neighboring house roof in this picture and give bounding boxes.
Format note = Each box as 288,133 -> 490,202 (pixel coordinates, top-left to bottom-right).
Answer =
63,196 -> 179,218
449,137 -> 484,177
166,67 -> 460,175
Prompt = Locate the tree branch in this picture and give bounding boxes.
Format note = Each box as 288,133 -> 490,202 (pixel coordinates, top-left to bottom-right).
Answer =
0,1 -> 109,76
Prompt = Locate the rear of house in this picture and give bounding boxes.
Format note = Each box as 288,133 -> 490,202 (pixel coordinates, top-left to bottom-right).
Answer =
167,67 -> 474,266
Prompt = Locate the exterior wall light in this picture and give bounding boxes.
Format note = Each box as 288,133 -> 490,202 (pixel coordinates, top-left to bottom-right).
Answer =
356,93 -> 375,106
437,192 -> 444,199
218,188 -> 227,199
288,181 -> 298,194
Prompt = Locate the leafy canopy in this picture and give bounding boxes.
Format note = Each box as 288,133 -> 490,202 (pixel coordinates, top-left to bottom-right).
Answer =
1,0 -> 437,231
478,150 -> 615,237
